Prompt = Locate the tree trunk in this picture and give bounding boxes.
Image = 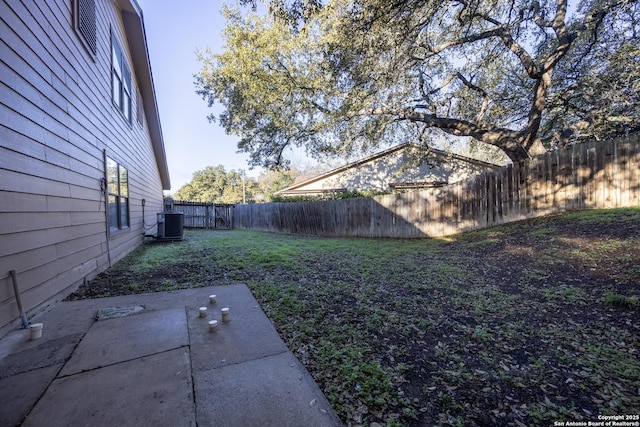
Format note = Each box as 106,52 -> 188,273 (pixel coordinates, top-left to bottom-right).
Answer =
526,138 -> 548,157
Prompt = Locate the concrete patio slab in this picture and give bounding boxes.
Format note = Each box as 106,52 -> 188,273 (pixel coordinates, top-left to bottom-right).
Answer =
187,303 -> 288,371
23,348 -> 194,427
60,307 -> 188,376
0,333 -> 82,378
0,284 -> 343,427
0,365 -> 60,427
194,351 -> 341,427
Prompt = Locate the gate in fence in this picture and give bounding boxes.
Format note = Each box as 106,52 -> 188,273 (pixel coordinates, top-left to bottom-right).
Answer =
164,200 -> 234,229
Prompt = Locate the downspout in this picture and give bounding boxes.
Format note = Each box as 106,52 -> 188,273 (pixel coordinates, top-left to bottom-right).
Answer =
103,177 -> 112,268
9,270 -> 29,329
101,152 -> 113,267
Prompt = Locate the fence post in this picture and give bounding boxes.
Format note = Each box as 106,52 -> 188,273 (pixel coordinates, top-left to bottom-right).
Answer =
231,138 -> 638,238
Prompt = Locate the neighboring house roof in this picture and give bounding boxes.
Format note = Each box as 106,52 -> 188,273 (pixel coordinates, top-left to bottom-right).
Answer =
275,143 -> 502,196
117,0 -> 170,190
292,174 -> 322,185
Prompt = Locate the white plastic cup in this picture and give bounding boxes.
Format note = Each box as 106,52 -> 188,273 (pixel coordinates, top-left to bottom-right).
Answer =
30,323 -> 43,340
221,307 -> 230,322
209,295 -> 216,304
208,320 -> 218,332
199,307 -> 207,317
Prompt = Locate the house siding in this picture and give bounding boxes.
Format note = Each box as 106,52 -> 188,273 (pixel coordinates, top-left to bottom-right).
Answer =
0,0 -> 167,331
278,144 -> 502,196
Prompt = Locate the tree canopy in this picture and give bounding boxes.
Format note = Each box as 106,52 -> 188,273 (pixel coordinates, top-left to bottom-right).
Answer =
172,165 -> 259,204
171,165 -> 300,203
196,0 -> 639,167
256,168 -> 298,201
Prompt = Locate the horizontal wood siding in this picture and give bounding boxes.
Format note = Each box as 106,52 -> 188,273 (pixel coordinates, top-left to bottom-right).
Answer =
0,0 -> 165,330
235,137 -> 640,238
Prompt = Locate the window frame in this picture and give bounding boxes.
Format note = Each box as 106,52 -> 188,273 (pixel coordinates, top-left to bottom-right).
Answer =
111,31 -> 132,123
105,154 -> 130,235
136,88 -> 144,126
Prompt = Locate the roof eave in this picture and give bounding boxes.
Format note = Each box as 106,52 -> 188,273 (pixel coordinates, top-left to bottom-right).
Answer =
119,2 -> 171,190
276,142 -> 502,194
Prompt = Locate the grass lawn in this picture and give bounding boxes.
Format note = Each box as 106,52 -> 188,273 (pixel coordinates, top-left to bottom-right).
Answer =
69,208 -> 640,426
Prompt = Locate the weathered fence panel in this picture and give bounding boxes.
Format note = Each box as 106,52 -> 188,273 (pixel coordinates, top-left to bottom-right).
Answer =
165,201 -> 234,229
234,137 -> 640,238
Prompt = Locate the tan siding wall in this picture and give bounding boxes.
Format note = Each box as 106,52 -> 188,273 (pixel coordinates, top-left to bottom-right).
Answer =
304,150 -> 497,193
0,0 -> 166,331
280,147 -> 501,196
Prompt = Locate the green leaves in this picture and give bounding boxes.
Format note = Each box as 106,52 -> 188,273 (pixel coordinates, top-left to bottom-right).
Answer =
196,0 -> 639,167
172,165 -> 258,203
196,6 -> 339,169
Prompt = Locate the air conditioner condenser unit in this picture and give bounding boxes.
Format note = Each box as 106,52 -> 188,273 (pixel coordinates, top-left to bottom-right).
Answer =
157,212 -> 184,241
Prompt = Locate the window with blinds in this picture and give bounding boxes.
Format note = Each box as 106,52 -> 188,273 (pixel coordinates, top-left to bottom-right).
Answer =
112,34 -> 132,123
106,156 -> 130,232
136,89 -> 144,125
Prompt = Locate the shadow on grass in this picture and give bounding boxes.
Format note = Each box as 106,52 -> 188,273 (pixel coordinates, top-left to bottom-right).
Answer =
69,208 -> 640,427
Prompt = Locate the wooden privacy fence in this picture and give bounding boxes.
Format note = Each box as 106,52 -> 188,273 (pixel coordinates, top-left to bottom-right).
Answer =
165,201 -> 234,229
234,137 -> 640,238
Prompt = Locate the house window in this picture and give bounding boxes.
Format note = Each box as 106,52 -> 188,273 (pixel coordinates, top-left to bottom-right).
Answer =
111,34 -> 132,123
74,0 -> 97,56
106,157 -> 129,232
136,89 -> 144,125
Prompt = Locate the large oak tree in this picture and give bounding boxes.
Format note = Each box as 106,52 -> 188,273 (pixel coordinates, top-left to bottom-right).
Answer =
196,0 -> 639,168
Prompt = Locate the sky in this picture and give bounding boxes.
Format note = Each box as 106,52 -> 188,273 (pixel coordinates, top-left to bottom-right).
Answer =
133,1 -> 583,193
136,0 -> 263,194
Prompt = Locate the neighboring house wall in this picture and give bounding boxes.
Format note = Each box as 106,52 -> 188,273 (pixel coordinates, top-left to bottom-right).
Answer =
276,144 -> 502,197
0,0 -> 170,331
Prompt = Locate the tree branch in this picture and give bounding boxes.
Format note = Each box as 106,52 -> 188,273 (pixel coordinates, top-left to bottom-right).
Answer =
361,105 -> 530,161
524,0 -> 572,145
421,26 -> 504,56
455,72 -> 490,123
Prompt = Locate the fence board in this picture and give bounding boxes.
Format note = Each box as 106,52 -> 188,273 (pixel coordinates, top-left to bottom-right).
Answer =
233,138 -> 639,238
165,201 -> 234,229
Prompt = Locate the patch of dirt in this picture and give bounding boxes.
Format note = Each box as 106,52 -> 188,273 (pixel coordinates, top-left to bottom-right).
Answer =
68,210 -> 640,426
